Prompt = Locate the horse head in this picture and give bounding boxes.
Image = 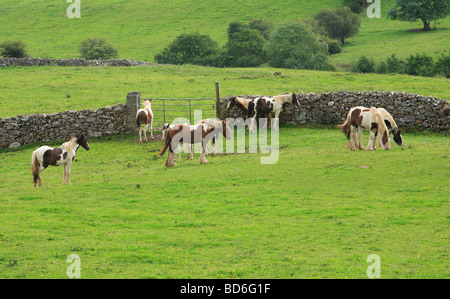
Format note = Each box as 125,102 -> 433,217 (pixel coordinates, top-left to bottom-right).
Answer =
393,128 -> 403,146
381,130 -> 391,150
227,96 -> 237,110
161,123 -> 171,141
75,134 -> 90,151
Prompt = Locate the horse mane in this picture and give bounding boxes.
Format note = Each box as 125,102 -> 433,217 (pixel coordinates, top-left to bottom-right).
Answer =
378,108 -> 397,130
372,108 -> 390,143
61,137 -> 78,154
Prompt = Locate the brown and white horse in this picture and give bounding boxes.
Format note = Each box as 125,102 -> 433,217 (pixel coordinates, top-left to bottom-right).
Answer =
227,96 -> 253,116
136,99 -> 154,143
377,108 -> 403,146
31,134 -> 90,187
158,119 -> 231,167
247,93 -> 299,132
339,107 -> 390,151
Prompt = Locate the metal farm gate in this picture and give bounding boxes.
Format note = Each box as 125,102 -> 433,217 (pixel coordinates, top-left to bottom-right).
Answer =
143,97 -> 217,127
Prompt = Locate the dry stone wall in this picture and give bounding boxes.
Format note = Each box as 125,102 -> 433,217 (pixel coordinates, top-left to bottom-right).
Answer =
0,58 -> 151,67
219,91 -> 449,132
0,92 -> 141,149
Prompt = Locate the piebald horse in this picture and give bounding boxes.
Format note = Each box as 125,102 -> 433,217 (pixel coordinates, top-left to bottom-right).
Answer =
377,108 -> 403,146
158,119 -> 231,167
31,134 -> 90,187
136,99 -> 154,143
247,93 -> 300,132
338,107 -> 390,151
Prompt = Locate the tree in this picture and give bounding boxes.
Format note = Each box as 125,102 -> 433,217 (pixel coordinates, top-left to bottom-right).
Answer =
154,32 -> 218,65
265,21 -> 333,71
434,53 -> 450,78
0,40 -> 28,58
249,18 -> 273,40
351,55 -> 375,73
79,38 -> 118,60
222,28 -> 267,67
342,0 -> 368,14
388,0 -> 450,31
315,6 -> 361,45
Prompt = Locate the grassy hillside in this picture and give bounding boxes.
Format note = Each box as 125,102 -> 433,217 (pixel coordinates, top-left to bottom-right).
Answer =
0,64 -> 448,118
1,0 -> 448,68
0,127 -> 448,278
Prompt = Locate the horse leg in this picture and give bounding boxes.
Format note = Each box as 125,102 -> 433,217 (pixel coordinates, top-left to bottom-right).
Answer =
211,137 -> 217,156
150,120 -> 154,140
143,123 -> 149,142
200,141 -> 208,164
274,111 -> 280,130
349,126 -> 357,150
358,127 -> 365,150
138,127 -> 142,143
63,164 -> 67,183
186,143 -> 194,160
368,130 -> 375,150
66,163 -> 72,184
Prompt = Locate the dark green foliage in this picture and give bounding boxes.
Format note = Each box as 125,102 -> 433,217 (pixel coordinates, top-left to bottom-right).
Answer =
265,21 -> 333,71
222,28 -> 267,67
351,55 -> 375,73
388,0 -> 450,31
434,53 -> 450,78
314,6 -> 361,45
321,37 -> 342,54
404,53 -> 435,77
376,61 -> 388,74
249,18 -> 273,40
0,40 -> 28,58
342,0 -> 367,14
154,32 -> 218,66
386,54 -> 406,74
79,38 -> 118,60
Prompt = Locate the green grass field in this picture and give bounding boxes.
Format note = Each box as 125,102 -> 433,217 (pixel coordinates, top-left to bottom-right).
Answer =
0,0 -> 449,280
0,64 -> 448,118
0,0 -> 449,69
0,126 -> 448,278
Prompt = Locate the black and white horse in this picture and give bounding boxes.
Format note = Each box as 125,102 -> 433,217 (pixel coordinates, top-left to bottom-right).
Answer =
31,134 -> 90,187
247,93 -> 300,132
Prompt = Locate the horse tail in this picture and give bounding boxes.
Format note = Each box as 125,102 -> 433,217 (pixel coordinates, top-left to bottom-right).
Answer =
158,133 -> 171,157
136,111 -> 143,128
31,150 -> 40,186
338,114 -> 351,140
247,100 -> 255,118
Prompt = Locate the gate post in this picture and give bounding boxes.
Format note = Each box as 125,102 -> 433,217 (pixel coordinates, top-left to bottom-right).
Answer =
215,82 -> 221,119
126,91 -> 141,133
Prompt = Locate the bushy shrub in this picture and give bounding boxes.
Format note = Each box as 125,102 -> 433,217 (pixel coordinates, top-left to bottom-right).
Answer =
0,40 -> 28,58
404,53 -> 435,77
265,20 -> 333,71
321,37 -> 342,54
79,38 -> 118,60
386,54 -> 406,74
249,18 -> 273,40
342,0 -> 367,14
222,28 -> 267,67
154,32 -> 218,66
434,53 -> 450,78
351,55 -> 375,73
375,61 -> 388,74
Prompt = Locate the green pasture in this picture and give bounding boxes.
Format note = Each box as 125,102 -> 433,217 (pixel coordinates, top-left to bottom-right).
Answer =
0,0 -> 449,69
0,64 -> 448,118
0,126 -> 448,278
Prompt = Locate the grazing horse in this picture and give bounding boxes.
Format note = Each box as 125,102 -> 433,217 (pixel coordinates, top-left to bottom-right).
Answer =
247,93 -> 299,132
161,123 -> 190,161
31,134 -> 90,187
158,120 -> 231,167
377,108 -> 403,146
136,99 -> 154,143
338,107 -> 390,151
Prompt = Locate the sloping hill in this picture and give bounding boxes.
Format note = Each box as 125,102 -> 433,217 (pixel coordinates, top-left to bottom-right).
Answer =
0,0 -> 448,66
